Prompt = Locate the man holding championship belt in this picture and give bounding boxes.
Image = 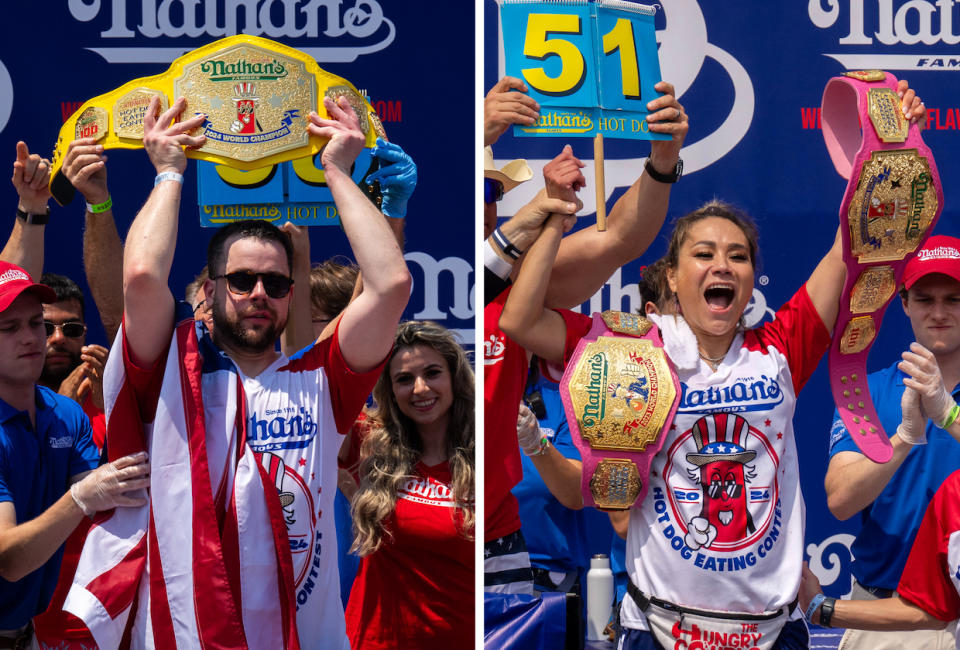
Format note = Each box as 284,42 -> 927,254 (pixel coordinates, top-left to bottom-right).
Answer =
48,64 -> 409,650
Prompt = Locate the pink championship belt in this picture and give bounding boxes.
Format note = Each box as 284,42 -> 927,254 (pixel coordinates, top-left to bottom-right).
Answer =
560,311 -> 680,509
822,70 -> 943,462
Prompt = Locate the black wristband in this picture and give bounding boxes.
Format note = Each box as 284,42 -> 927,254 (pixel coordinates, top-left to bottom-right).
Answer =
644,157 -> 683,184
819,597 -> 836,628
16,206 -> 50,225
492,226 -> 523,260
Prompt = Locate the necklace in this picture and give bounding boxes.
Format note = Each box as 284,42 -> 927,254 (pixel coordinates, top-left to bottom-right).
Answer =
699,351 -> 726,365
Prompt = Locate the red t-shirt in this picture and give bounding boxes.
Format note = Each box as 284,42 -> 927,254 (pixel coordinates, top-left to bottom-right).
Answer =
345,461 -> 474,649
898,468 -> 960,623
81,394 -> 106,452
483,289 -> 525,541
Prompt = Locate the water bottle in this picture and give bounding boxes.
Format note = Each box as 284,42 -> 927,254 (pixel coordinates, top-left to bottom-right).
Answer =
586,554 -> 614,641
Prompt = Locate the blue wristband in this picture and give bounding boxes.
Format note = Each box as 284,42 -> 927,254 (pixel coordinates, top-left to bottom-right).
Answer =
805,593 -> 826,625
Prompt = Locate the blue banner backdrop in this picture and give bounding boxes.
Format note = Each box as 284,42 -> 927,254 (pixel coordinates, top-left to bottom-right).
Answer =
487,0 -> 960,599
0,1 -> 474,346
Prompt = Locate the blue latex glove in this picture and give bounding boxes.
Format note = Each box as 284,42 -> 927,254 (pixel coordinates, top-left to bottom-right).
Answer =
367,137 -> 417,219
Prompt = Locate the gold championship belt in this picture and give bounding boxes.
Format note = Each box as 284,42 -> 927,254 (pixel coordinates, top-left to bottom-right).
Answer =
821,71 -> 943,463
560,311 -> 681,509
49,34 -> 383,205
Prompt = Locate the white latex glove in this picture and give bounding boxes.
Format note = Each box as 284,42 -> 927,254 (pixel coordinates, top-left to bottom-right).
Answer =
900,342 -> 956,426
70,451 -> 150,517
517,403 -> 543,456
684,516 -> 717,550
896,386 -> 927,445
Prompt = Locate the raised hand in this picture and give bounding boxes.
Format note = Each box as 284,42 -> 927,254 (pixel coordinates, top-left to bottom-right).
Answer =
484,76 -> 540,146
307,96 -> 366,176
12,141 -> 51,214
543,144 -> 585,207
63,137 -> 110,205
367,138 -> 417,219
900,342 -> 956,426
142,96 -> 207,174
646,81 -> 689,174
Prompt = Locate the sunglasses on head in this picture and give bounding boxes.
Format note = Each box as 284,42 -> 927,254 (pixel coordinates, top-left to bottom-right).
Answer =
213,271 -> 294,299
484,178 -> 504,204
44,321 -> 86,338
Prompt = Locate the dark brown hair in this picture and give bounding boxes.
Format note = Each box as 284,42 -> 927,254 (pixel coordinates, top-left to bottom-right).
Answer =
664,200 -> 760,275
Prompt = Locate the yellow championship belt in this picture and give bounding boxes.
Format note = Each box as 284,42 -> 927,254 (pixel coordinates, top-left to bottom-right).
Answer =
49,34 -> 383,205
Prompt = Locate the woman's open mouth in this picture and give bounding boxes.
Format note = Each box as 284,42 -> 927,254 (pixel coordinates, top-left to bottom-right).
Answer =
704,284 -> 735,312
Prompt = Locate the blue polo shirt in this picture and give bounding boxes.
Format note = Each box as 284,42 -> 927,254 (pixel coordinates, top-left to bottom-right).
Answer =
828,361 -> 960,591
0,386 -> 99,629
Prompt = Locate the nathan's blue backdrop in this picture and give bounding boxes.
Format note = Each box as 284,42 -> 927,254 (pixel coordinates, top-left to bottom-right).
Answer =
488,0 -> 960,600
0,1 -> 474,346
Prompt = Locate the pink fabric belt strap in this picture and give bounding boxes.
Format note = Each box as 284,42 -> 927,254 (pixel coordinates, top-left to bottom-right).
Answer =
560,311 -> 680,509
821,70 -> 943,462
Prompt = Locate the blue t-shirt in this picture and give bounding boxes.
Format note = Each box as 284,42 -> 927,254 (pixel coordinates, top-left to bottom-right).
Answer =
513,375 -> 613,575
828,361 -> 960,590
0,386 -> 100,628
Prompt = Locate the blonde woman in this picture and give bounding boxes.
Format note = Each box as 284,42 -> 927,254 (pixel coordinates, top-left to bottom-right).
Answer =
345,321 -> 474,649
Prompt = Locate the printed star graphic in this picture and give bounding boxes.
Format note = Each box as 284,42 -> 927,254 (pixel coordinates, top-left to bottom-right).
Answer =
717,444 -> 727,453
670,423 -> 677,430
890,178 -> 902,189
299,458 -> 307,467
777,432 -> 783,439
310,473 -> 315,480
485,548 -> 492,558
765,419 -> 771,427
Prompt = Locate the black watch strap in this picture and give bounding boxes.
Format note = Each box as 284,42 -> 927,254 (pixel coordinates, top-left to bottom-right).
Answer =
644,157 -> 683,184
819,596 -> 836,628
16,207 -> 50,225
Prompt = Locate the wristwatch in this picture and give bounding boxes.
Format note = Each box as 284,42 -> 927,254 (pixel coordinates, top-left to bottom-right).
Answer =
644,157 -> 683,184
819,596 -> 836,628
16,206 -> 50,225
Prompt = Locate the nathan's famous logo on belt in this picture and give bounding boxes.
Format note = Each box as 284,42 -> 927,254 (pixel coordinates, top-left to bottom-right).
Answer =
64,0 -> 395,64
809,0 -> 960,71
176,45 -> 312,161
847,150 -> 938,263
568,337 -> 674,452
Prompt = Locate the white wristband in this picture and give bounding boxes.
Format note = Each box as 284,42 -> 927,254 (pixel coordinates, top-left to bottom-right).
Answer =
484,238 -> 513,279
154,171 -> 184,187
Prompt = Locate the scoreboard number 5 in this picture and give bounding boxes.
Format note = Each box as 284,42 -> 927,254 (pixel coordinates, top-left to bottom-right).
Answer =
520,13 -> 642,101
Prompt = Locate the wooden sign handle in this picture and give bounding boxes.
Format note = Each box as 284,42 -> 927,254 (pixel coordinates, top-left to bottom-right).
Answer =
594,134 -> 606,232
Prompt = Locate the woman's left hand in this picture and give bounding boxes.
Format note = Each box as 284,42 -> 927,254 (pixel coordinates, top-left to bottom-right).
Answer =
897,79 -> 927,128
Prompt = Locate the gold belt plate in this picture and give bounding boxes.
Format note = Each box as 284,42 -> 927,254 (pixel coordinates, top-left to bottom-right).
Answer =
840,315 -> 877,355
568,336 -> 676,452
849,265 -> 896,314
847,149 -> 938,264
844,70 -> 886,82
174,42 -> 316,163
867,88 -> 908,143
589,459 -> 642,510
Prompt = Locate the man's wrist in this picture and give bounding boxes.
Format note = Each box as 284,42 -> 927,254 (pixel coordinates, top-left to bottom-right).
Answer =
498,222 -> 536,254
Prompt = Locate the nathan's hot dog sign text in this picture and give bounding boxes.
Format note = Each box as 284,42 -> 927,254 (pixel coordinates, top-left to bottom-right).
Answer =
500,0 -> 668,141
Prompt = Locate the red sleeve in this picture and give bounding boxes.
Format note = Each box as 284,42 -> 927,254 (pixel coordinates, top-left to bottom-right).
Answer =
82,395 -> 107,452
339,412 -> 373,483
120,321 -> 169,423
748,283 -> 831,394
287,319 -> 386,433
557,309 -> 593,367
898,470 -> 960,621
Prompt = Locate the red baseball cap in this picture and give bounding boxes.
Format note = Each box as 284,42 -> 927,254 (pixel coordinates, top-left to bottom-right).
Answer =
0,261 -> 57,312
903,235 -> 960,291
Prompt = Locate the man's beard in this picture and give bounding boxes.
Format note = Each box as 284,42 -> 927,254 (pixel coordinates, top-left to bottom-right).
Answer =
211,298 -> 285,354
40,348 -> 82,388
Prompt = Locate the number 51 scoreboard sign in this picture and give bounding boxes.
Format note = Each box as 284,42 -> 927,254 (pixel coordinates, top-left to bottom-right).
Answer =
501,0 -> 668,141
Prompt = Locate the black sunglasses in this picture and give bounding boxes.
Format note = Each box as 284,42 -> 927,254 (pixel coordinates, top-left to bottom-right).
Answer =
705,480 -> 743,500
213,271 -> 294,299
484,178 -> 504,204
45,321 -> 86,338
